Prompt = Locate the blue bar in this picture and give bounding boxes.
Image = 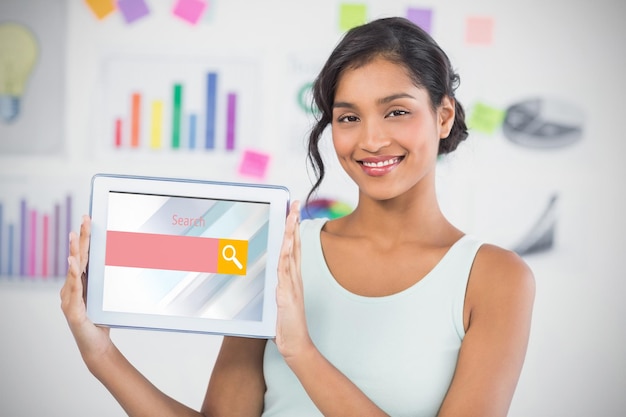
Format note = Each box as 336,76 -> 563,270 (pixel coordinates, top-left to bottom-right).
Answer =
8,224 -> 13,277
205,72 -> 217,149
189,113 -> 197,149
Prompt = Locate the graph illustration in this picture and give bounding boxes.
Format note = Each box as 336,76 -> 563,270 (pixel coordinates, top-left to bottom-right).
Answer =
96,55 -> 261,156
0,178 -> 88,280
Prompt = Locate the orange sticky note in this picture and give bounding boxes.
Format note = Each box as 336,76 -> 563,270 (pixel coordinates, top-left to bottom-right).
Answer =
85,0 -> 116,20
466,16 -> 494,45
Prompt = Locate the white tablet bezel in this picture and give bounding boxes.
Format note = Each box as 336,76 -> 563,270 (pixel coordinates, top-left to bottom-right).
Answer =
86,173 -> 289,338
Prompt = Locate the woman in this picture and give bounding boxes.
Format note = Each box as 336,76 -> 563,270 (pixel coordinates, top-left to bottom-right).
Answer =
62,16 -> 535,417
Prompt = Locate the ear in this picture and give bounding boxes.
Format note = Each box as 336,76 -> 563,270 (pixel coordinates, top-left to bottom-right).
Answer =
438,96 -> 456,139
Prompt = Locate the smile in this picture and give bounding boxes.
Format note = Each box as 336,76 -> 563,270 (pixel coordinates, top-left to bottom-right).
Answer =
360,157 -> 402,167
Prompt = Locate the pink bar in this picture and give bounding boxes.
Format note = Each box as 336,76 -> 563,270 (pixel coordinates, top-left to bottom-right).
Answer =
105,231 -> 219,273
29,210 -> 37,277
42,215 -> 49,278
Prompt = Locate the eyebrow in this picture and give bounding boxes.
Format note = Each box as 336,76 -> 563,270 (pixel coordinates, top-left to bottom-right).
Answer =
333,93 -> 416,109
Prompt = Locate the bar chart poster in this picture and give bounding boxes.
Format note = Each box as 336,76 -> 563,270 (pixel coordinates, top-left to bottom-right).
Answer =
95,55 -> 261,157
0,177 -> 88,281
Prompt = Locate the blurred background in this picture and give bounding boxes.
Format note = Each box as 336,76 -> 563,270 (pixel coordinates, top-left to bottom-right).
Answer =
0,0 -> 625,415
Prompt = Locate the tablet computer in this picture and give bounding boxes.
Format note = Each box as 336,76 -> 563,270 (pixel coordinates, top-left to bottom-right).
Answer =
86,173 -> 289,338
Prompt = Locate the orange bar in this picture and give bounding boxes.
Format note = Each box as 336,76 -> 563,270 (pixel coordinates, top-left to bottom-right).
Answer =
131,93 -> 141,148
105,231 -> 220,273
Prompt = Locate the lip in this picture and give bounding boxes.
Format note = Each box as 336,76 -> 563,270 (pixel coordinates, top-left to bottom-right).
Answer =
358,156 -> 404,177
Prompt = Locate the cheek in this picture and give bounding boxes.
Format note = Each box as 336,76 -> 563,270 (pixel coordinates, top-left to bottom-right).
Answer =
331,127 -> 353,158
399,121 -> 439,153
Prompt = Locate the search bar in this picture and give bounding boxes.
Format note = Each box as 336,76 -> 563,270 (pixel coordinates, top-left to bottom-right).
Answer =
105,231 -> 248,275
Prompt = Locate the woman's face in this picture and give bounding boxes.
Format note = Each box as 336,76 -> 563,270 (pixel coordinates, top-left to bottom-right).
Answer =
331,57 -> 454,202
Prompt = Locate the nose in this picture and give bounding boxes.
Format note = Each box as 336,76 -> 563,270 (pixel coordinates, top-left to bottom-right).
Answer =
360,118 -> 391,153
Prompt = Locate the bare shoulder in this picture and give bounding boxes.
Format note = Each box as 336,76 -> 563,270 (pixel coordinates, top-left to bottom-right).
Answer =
473,243 -> 535,287
466,243 -> 536,314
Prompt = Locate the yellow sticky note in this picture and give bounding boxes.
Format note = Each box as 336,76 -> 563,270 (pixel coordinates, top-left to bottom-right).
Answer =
467,102 -> 505,135
84,0 -> 116,20
339,3 -> 367,32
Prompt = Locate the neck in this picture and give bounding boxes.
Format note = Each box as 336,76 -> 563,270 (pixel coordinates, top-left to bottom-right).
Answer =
339,185 -> 459,245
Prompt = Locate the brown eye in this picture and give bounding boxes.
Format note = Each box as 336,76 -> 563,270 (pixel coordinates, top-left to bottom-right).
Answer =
387,109 -> 409,118
338,115 -> 359,123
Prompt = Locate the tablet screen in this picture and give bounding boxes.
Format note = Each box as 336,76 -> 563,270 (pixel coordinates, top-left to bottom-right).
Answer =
102,191 -> 270,322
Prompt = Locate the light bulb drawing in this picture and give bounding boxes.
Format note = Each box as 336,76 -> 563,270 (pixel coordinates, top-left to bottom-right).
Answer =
0,22 -> 39,124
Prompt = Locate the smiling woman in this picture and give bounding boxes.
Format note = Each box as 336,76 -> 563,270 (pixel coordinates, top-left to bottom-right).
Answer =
59,16 -> 534,417
263,16 -> 535,417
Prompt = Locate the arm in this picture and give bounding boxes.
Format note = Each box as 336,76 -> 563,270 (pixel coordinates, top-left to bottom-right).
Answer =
61,216 -> 266,417
201,336 -> 267,417
437,244 -> 536,417
61,215 -> 203,416
274,202 -> 389,416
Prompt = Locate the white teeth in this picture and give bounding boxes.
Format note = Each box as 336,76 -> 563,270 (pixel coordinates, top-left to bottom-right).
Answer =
362,158 -> 399,167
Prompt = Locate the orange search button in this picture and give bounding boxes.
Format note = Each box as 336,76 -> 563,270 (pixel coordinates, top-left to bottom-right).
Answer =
217,239 -> 248,275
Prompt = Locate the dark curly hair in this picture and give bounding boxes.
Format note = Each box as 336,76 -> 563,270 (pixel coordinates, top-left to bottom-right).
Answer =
306,16 -> 468,203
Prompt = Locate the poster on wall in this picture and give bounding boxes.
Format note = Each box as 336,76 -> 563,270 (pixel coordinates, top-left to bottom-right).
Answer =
92,55 -> 262,160
0,176 -> 89,281
0,0 -> 66,155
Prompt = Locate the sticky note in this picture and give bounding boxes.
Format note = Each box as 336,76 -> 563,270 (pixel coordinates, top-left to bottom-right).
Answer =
117,0 -> 150,24
406,7 -> 433,34
467,102 -> 506,134
465,16 -> 494,45
85,0 -> 116,20
238,149 -> 270,180
339,3 -> 367,32
172,0 -> 207,25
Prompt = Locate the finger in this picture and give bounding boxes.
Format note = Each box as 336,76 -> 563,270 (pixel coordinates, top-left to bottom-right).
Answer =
282,202 -> 300,258
78,215 -> 91,274
61,255 -> 85,318
285,202 -> 301,288
292,201 -> 301,270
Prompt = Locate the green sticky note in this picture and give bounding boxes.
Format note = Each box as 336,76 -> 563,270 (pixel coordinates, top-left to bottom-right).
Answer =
339,3 -> 367,32
467,102 -> 506,134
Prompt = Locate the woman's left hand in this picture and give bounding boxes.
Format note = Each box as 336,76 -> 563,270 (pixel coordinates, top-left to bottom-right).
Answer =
274,200 -> 314,364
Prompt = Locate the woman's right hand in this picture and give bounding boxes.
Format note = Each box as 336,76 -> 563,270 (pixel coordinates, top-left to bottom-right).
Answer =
60,215 -> 113,368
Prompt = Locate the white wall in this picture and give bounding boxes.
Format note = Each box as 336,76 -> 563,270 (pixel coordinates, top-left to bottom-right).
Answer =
1,0 -> 625,415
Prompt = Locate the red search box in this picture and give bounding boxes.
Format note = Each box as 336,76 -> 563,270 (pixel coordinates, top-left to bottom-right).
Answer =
105,231 -> 219,273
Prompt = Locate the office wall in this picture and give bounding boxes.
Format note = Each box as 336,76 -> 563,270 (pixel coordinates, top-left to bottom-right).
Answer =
1,0 -> 625,415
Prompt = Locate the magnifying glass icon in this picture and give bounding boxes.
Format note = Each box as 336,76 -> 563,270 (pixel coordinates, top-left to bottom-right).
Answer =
222,244 -> 243,269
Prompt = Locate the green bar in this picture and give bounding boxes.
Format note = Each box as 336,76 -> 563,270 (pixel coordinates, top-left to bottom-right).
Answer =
172,84 -> 183,149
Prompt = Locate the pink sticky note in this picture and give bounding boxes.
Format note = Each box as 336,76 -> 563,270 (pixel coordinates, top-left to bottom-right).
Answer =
406,7 -> 433,34
238,149 -> 270,180
117,0 -> 150,24
172,0 -> 207,25
465,16 -> 494,45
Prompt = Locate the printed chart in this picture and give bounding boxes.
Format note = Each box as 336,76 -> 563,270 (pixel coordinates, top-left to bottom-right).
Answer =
0,178 -> 88,280
96,55 -> 261,156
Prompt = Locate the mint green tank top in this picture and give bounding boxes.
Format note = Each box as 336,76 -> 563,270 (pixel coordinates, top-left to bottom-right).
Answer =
262,218 -> 483,417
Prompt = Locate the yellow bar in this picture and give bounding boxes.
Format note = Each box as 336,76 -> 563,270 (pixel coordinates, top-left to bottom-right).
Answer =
150,100 -> 163,149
